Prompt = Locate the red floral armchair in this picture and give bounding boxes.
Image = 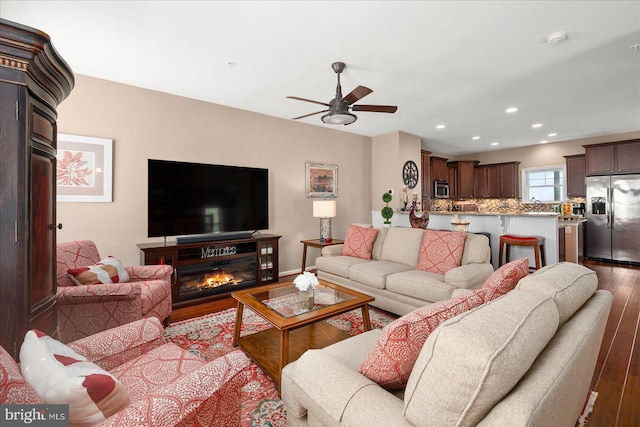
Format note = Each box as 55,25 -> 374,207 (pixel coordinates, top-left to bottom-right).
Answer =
0,318 -> 250,426
56,240 -> 173,343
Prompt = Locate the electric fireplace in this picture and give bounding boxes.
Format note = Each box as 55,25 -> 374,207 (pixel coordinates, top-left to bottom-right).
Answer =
177,255 -> 257,302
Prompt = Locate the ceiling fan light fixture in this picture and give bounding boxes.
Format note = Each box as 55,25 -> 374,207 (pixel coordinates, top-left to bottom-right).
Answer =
321,111 -> 357,125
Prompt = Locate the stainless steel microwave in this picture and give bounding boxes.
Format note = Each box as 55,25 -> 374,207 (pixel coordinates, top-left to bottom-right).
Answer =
434,180 -> 450,198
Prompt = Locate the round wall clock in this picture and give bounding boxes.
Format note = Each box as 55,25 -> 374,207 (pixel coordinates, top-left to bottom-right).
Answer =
402,160 -> 419,189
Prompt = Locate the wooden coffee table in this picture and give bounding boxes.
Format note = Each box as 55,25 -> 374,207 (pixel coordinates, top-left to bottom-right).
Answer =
232,279 -> 374,389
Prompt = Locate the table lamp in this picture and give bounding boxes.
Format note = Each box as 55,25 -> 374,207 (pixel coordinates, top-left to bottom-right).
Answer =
313,200 -> 337,243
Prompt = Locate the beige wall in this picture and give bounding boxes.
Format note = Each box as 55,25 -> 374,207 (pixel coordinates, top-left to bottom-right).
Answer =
371,131 -> 421,212
453,130 -> 640,167
56,75 -> 372,274
56,75 -> 639,274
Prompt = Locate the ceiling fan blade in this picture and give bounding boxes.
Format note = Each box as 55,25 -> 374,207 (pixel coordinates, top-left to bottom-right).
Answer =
352,104 -> 398,113
341,85 -> 373,105
292,109 -> 329,120
286,96 -> 330,107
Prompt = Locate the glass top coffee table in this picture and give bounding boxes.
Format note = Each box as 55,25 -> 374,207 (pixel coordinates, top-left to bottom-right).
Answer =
232,279 -> 374,390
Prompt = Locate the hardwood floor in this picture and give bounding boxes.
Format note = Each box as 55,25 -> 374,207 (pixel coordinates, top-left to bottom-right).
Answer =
170,262 -> 639,425
169,297 -> 237,323
586,259 -> 640,426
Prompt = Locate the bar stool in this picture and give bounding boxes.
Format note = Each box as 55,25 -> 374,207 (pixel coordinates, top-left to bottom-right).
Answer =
499,234 -> 546,271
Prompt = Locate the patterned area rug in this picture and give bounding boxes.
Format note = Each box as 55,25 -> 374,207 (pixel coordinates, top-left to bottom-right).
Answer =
163,299 -> 396,426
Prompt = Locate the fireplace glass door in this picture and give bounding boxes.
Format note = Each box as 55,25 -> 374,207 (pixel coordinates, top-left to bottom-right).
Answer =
177,256 -> 256,302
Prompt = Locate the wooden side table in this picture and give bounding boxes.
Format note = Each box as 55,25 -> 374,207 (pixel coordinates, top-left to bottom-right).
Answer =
300,239 -> 344,273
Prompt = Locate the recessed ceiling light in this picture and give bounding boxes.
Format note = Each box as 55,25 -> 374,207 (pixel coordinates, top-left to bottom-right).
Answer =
547,132 -> 557,137
546,31 -> 568,45
491,142 -> 499,146
472,136 -> 480,140
506,107 -> 518,114
540,140 -> 549,144
531,123 -> 543,128
436,124 -> 445,129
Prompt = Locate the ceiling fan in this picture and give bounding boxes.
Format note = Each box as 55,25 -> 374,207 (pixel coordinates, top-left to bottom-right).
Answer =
287,62 -> 398,125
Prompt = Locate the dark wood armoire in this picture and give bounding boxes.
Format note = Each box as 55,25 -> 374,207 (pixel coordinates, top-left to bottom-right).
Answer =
0,19 -> 74,359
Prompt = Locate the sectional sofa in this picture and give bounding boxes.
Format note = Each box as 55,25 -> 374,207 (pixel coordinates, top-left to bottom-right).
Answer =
282,262 -> 612,426
316,226 -> 494,316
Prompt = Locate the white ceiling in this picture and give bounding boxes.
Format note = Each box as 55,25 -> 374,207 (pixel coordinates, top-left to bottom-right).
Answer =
2,1 -> 639,155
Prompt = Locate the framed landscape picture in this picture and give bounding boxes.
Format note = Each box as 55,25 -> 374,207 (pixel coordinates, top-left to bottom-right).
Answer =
56,133 -> 113,202
306,162 -> 337,198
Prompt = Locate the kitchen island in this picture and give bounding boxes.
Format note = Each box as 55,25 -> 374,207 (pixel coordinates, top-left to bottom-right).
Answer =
428,211 -> 561,269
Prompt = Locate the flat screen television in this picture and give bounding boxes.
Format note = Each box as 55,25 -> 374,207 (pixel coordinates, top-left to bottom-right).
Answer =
148,159 -> 268,240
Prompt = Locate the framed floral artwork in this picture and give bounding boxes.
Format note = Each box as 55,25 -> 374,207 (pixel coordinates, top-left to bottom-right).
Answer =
56,133 -> 113,202
306,162 -> 337,198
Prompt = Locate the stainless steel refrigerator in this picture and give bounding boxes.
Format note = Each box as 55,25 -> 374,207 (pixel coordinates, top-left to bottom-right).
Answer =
586,174 -> 640,263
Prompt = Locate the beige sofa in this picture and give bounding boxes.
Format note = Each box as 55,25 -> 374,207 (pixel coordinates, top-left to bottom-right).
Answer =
282,262 -> 612,427
316,227 -> 494,316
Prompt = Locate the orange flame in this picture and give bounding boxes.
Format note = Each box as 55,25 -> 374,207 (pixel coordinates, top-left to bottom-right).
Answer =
196,272 -> 242,290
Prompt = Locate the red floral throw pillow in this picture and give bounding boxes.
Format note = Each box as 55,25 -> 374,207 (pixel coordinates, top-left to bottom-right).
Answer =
416,230 -> 467,274
359,288 -> 487,390
342,224 -> 379,260
482,258 -> 529,301
20,329 -> 130,426
68,256 -> 129,286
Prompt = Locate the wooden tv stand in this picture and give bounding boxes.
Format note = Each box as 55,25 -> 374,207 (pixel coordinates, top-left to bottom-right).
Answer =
138,234 -> 281,309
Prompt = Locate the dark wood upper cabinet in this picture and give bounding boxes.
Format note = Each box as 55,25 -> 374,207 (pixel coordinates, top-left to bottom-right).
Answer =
473,162 -> 519,199
430,156 -> 448,182
487,165 -> 500,198
584,140 -> 640,175
474,166 -> 488,198
498,162 -> 520,198
448,160 -> 478,199
585,144 -> 615,175
474,164 -> 500,198
0,19 -> 74,359
421,150 -> 432,208
565,154 -> 586,198
447,162 -> 458,199
616,140 -> 640,174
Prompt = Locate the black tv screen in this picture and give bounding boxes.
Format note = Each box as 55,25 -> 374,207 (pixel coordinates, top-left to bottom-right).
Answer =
148,159 -> 268,238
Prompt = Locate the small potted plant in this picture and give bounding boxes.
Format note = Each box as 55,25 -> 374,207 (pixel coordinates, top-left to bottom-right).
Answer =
381,190 -> 394,226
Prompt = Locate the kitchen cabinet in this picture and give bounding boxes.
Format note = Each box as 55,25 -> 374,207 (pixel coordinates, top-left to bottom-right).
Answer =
616,140 -> 640,173
448,160 -> 478,199
474,165 -> 499,198
473,162 -> 519,198
421,150 -> 432,207
499,162 -> 520,198
474,167 -> 486,198
584,140 -> 640,175
447,163 -> 457,199
585,144 -> 614,175
564,154 -> 586,198
430,156 -> 448,182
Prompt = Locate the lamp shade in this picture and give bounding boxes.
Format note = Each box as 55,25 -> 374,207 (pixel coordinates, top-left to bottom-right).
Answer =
313,200 -> 336,218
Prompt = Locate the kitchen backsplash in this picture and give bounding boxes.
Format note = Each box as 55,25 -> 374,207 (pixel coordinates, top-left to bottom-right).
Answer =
430,197 -> 586,213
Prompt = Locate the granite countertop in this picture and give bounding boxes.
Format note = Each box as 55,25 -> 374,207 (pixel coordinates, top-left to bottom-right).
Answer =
558,215 -> 588,224
429,210 -> 561,217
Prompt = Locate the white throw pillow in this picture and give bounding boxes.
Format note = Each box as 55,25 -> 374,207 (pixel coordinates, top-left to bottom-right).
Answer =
20,330 -> 130,427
